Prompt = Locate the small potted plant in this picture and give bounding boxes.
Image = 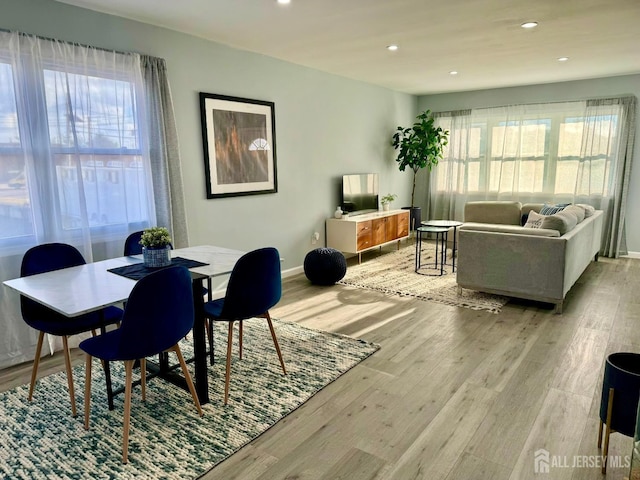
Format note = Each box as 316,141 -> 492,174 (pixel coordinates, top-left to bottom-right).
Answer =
140,226 -> 172,267
380,193 -> 397,211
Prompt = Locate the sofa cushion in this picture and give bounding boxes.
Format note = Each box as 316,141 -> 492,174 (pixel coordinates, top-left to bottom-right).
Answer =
464,201 -> 522,225
541,209 -> 578,235
461,222 -> 560,237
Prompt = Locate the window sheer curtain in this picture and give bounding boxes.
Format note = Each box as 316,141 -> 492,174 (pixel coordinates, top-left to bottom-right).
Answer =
0,32 -> 186,368
429,97 -> 636,257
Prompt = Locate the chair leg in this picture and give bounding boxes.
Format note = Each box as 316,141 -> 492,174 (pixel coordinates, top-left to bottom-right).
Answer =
602,387 -> 615,474
224,322 -> 234,405
62,336 -> 77,417
171,345 -> 203,416
28,331 -> 45,403
140,358 -> 146,402
122,360 -> 134,464
84,353 -> 92,430
264,312 -> 286,375
239,320 -> 243,360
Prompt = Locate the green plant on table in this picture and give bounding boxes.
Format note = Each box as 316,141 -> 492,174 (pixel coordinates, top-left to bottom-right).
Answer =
140,227 -> 172,248
381,193 -> 397,205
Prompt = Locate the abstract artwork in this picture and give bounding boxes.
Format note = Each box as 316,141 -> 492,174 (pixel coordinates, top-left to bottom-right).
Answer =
199,93 -> 277,198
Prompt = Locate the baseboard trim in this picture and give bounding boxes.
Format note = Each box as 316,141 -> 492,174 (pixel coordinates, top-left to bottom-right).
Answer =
282,265 -> 304,278
623,251 -> 640,259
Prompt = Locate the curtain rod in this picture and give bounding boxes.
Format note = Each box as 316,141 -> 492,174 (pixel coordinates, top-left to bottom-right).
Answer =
0,27 -> 152,59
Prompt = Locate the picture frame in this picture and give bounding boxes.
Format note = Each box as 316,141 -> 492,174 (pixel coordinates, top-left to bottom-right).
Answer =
199,93 -> 277,199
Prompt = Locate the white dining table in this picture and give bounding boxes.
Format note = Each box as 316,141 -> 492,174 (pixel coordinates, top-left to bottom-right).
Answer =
3,245 -> 246,406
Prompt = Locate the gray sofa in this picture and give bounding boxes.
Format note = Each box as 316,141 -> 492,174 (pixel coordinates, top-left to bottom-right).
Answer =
456,201 -> 603,313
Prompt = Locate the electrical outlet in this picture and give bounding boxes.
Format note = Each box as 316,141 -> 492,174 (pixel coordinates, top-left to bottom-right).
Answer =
311,231 -> 320,244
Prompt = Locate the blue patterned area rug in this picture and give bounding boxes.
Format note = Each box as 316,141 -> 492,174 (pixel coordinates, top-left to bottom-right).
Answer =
0,320 -> 379,479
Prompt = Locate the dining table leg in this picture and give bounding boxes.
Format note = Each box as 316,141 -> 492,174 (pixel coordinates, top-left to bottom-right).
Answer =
192,277 -> 209,405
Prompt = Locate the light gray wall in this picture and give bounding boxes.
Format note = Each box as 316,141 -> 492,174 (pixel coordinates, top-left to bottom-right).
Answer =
418,75 -> 640,253
2,0 -> 417,270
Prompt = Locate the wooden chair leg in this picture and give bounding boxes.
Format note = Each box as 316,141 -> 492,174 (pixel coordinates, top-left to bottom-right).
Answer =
122,360 -> 134,464
140,358 -> 146,401
264,312 -> 286,375
597,419 -> 603,448
602,387 -> 615,474
171,345 -> 203,416
62,336 -> 77,417
239,320 -> 243,360
84,353 -> 92,430
28,331 -> 45,402
224,322 -> 234,405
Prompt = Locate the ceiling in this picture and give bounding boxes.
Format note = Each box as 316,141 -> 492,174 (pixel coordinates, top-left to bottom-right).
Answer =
54,0 -> 640,95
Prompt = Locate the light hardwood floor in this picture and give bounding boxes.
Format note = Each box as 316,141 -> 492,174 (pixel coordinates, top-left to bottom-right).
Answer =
2,248 -> 639,479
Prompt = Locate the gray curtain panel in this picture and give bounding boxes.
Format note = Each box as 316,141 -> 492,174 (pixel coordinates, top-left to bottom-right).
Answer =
140,56 -> 190,248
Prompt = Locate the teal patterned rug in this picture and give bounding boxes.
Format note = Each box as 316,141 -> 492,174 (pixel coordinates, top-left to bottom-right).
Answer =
0,320 -> 379,479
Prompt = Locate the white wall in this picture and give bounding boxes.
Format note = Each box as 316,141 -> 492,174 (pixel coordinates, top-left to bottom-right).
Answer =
418,75 -> 640,253
2,0 -> 417,271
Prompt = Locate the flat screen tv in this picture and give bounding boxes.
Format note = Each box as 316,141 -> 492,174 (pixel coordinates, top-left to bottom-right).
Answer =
341,173 -> 379,216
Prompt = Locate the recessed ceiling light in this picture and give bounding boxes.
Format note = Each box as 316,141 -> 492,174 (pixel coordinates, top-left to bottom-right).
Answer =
557,57 -> 569,62
521,21 -> 538,29
449,71 -> 458,75
277,0 -> 291,4
387,45 -> 399,51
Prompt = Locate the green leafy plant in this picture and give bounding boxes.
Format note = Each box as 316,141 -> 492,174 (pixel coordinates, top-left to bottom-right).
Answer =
380,193 -> 397,205
392,110 -> 449,208
139,226 -> 172,248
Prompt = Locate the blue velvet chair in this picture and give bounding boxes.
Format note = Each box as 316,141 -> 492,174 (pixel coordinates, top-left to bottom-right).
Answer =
204,247 -> 286,404
80,265 -> 203,464
123,230 -> 145,256
20,243 -> 123,417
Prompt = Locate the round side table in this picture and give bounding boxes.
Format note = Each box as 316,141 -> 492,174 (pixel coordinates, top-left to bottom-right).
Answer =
415,226 -> 449,275
421,220 -> 463,271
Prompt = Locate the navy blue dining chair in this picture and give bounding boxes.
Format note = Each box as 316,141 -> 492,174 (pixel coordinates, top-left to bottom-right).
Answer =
123,230 -> 145,256
80,265 -> 203,464
204,247 -> 286,404
20,243 -> 123,417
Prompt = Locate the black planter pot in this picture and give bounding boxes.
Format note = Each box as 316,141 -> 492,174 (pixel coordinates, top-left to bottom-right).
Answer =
402,206 -> 422,231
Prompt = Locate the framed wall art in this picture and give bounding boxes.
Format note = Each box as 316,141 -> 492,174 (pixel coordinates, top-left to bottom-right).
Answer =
199,93 -> 277,198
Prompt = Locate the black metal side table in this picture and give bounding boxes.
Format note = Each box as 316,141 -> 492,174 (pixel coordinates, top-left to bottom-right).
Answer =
415,226 -> 449,275
421,220 -> 464,271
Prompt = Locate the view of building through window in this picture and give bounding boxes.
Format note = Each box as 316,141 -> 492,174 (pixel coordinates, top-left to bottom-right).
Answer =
0,61 -> 151,243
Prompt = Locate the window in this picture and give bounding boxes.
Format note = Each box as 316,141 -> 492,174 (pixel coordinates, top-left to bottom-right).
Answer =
0,35 -> 154,251
434,103 -> 622,201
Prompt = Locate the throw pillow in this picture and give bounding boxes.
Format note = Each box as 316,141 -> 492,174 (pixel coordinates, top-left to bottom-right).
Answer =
540,203 -> 569,215
576,203 -> 596,217
541,209 -> 578,235
564,205 -> 585,223
524,210 -> 544,229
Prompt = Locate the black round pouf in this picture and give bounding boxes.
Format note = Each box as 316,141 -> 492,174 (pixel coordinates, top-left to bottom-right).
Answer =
304,248 -> 347,285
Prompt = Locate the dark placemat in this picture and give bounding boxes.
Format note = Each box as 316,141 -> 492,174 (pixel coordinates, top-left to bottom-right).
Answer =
108,257 -> 209,281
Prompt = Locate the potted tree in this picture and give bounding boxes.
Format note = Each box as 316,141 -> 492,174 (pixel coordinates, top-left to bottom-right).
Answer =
140,226 -> 173,267
392,110 -> 448,229
380,193 -> 397,211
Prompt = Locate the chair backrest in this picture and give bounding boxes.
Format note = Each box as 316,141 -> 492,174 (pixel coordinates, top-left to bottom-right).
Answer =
123,231 -> 144,256
20,243 -> 87,321
221,247 -> 282,320
124,230 -> 174,256
116,265 -> 194,359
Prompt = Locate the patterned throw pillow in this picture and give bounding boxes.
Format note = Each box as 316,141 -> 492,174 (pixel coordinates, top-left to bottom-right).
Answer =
524,210 -> 544,229
540,203 -> 569,215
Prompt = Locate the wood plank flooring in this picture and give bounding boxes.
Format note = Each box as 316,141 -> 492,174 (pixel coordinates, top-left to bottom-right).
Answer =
2,249 -> 639,479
